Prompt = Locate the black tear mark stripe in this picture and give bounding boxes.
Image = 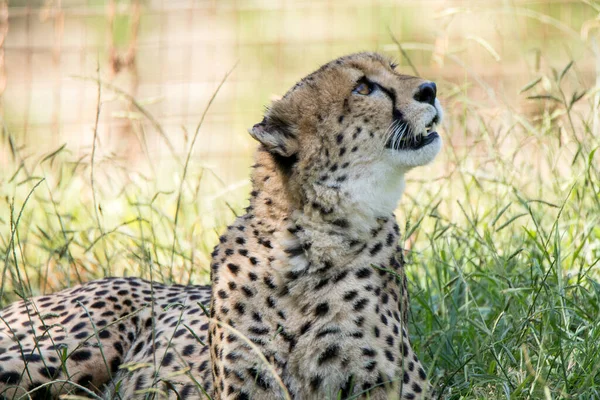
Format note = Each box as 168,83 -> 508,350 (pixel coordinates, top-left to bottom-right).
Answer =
357,75 -> 403,122
377,83 -> 402,121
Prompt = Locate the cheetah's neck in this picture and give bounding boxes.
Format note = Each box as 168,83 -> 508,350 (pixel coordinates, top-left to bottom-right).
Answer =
248,148 -> 406,242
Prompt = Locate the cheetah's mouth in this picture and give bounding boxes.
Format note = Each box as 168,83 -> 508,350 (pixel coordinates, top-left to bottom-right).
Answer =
385,120 -> 439,151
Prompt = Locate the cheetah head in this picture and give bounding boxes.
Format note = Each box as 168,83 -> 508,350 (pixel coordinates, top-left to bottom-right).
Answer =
249,52 -> 443,222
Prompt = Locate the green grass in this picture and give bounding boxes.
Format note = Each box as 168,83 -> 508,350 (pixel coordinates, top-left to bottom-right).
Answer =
2,13 -> 600,400
403,62 -> 600,397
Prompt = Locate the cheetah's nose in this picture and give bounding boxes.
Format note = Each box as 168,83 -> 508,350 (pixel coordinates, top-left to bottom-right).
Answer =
414,82 -> 437,106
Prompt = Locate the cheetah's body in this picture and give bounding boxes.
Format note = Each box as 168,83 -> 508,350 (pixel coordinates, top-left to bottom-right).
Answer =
0,278 -> 212,399
0,52 -> 442,399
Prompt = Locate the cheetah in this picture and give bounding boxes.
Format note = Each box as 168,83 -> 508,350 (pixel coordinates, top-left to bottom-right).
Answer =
0,52 -> 443,400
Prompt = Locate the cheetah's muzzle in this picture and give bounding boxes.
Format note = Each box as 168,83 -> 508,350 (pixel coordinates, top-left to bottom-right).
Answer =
385,118 -> 440,151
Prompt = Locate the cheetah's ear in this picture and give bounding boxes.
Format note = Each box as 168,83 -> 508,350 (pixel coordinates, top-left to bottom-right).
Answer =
249,116 -> 298,157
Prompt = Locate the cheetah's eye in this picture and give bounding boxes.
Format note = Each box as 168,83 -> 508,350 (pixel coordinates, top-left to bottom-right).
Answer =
353,81 -> 373,96
390,62 -> 398,70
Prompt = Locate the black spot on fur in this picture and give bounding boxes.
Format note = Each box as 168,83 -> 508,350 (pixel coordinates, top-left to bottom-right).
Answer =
70,350 -> 92,362
234,302 -> 246,315
90,301 -> 105,309
248,326 -> 269,335
110,357 -> 121,374
235,392 -> 250,400
227,263 -> 240,275
248,366 -> 270,390
241,286 -> 254,298
369,242 -> 383,256
162,352 -> 174,367
316,326 -> 341,338
0,372 -> 21,384
132,341 -> 144,356
310,375 -> 322,390
333,270 -> 349,283
299,321 -> 312,335
353,298 -> 369,311
314,278 -> 330,290
22,353 -> 42,362
285,269 -> 304,281
70,322 -> 86,332
340,375 -> 354,398
344,290 -> 358,301
413,382 -> 423,393
315,303 -> 329,316
183,344 -> 195,356
317,344 -> 340,365
384,349 -> 394,362
402,341 -> 410,357
39,365 -> 60,379
76,374 -> 94,388
356,267 -> 372,279
332,219 -> 349,228
386,233 -> 395,246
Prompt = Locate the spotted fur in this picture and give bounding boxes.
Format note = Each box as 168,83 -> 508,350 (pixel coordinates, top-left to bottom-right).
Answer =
0,52 -> 442,399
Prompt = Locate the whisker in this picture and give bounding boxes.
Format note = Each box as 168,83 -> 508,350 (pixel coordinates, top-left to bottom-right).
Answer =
392,124 -> 400,150
383,119 -> 414,151
384,121 -> 395,145
383,119 -> 401,153
389,123 -> 398,150
396,123 -> 408,150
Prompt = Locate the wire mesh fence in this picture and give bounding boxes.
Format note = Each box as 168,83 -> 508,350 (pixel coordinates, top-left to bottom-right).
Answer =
0,0 -> 597,171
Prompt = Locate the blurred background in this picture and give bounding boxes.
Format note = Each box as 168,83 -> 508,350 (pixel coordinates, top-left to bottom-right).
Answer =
1,0 -> 597,173
1,1 -> 600,396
